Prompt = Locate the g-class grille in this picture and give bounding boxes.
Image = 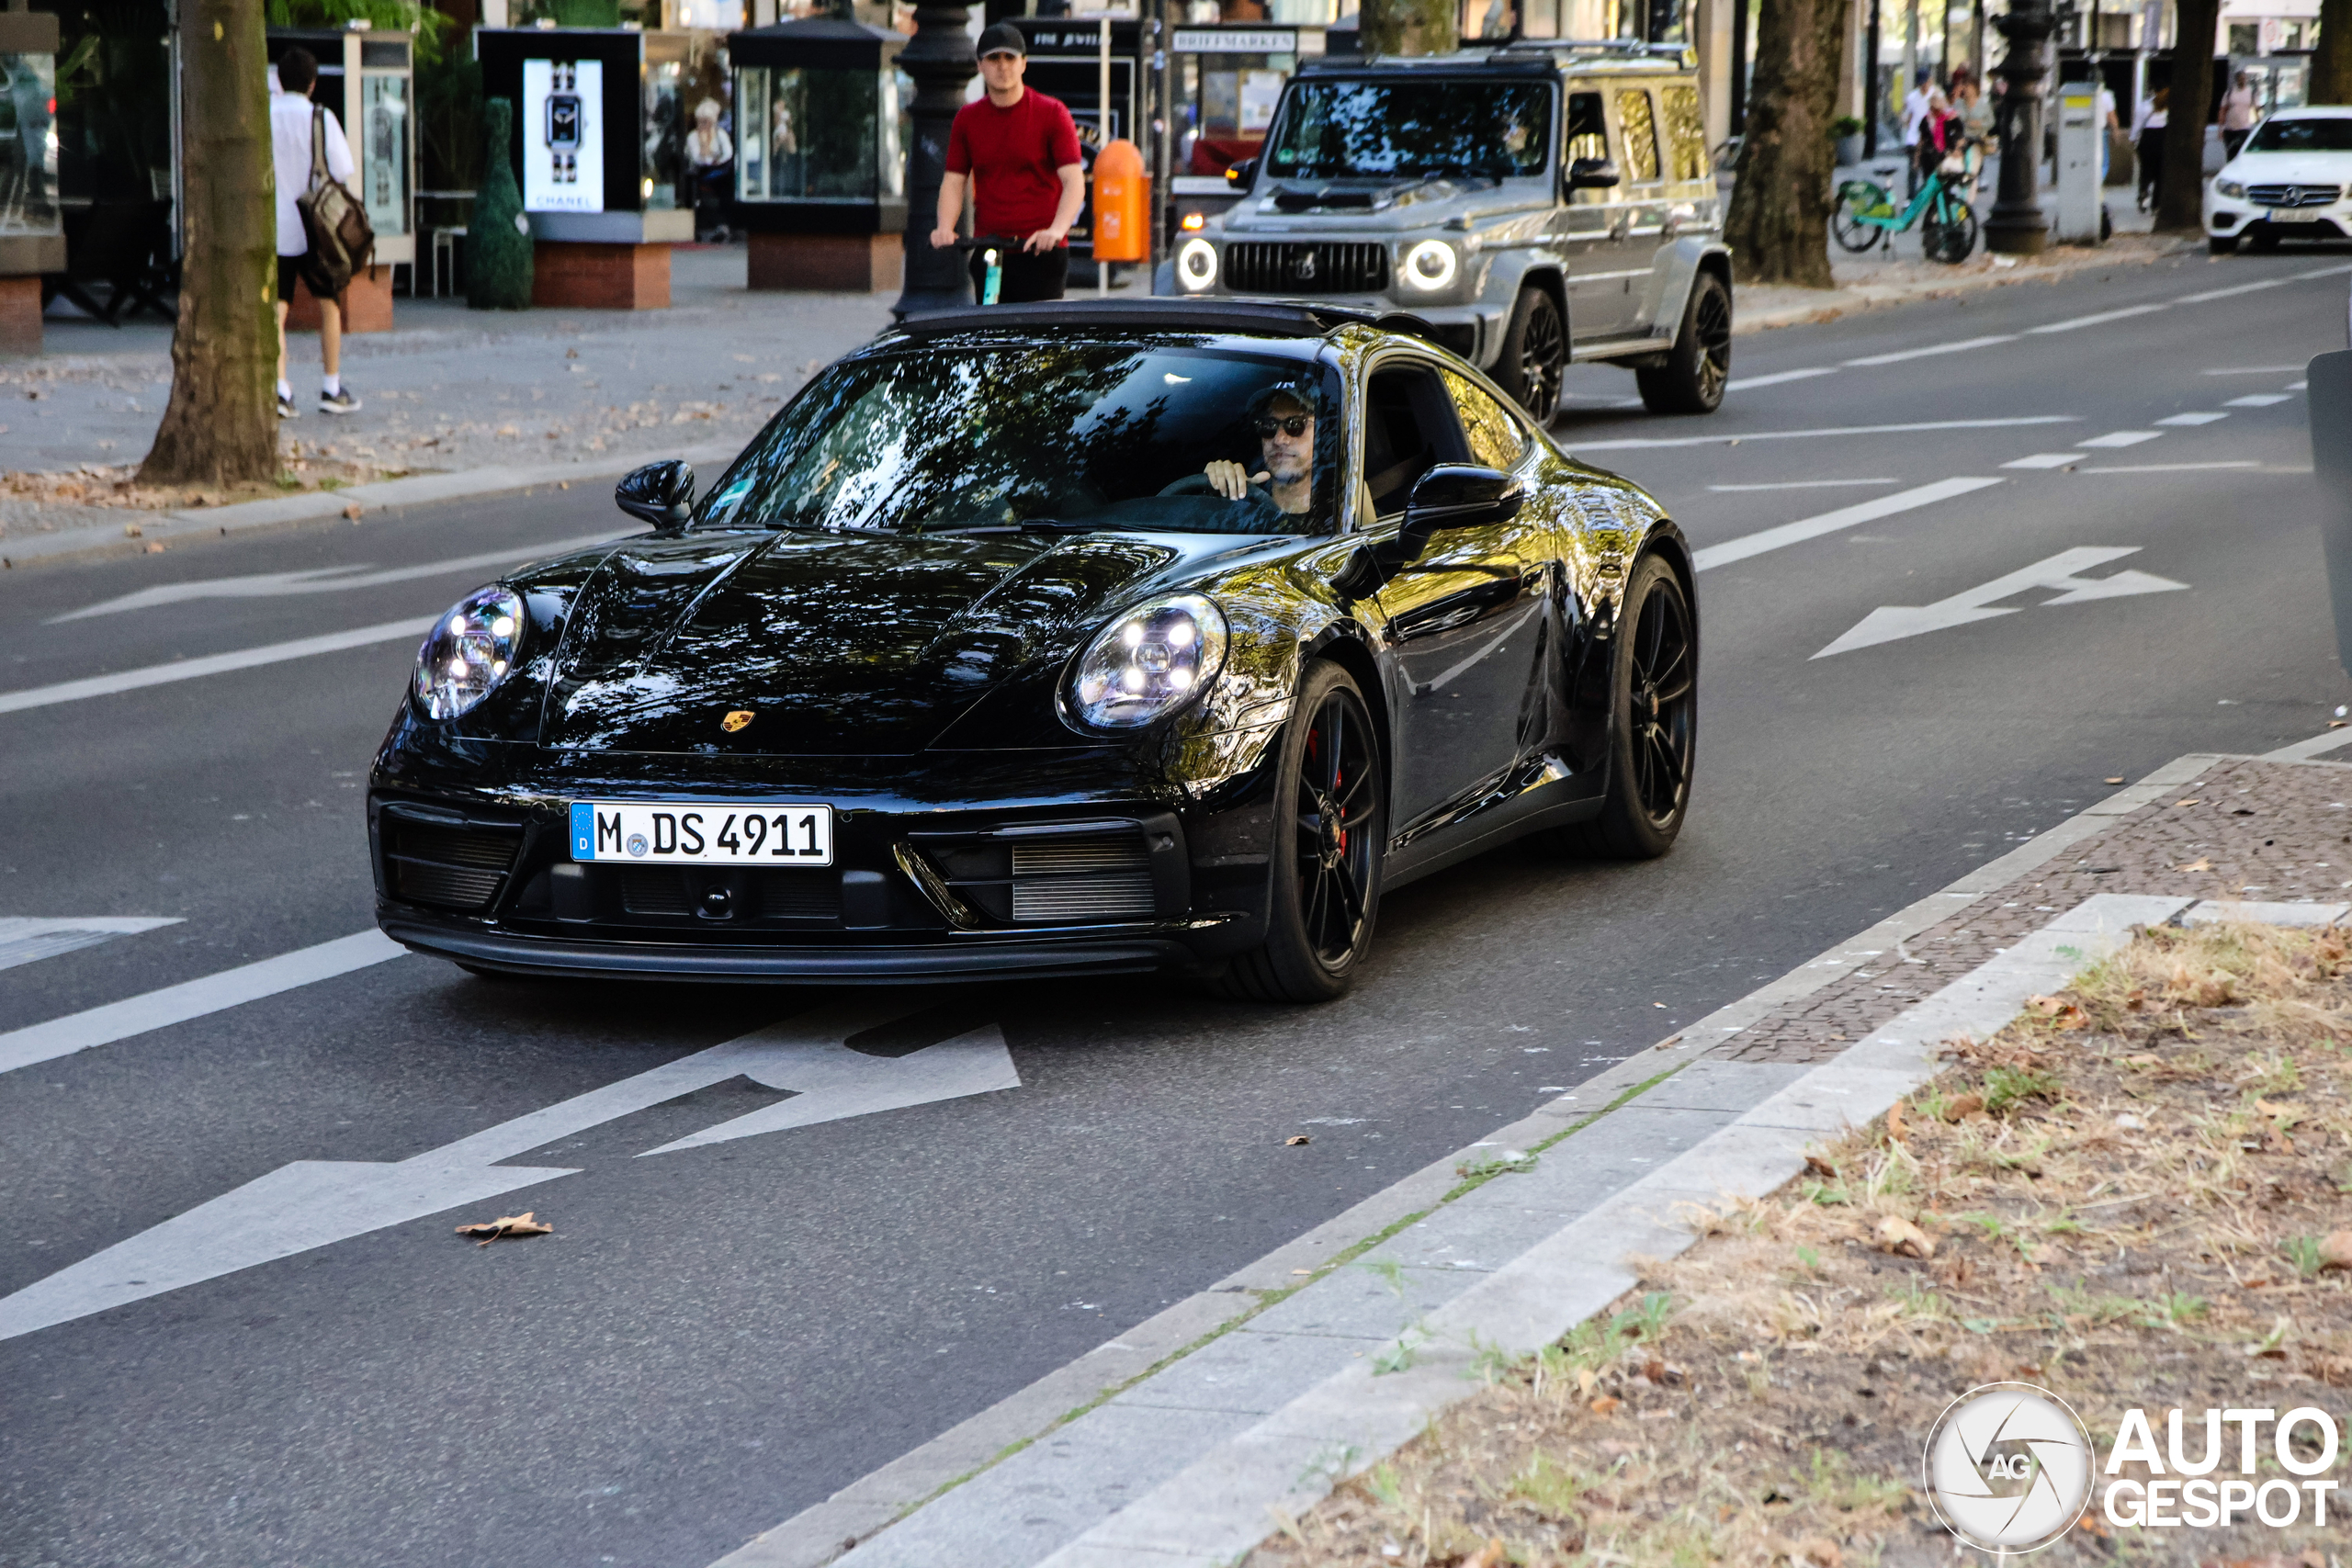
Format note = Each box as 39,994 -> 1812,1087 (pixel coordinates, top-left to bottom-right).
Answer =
2249,183 -> 2341,208
1226,242 -> 1389,295
385,820 -> 522,912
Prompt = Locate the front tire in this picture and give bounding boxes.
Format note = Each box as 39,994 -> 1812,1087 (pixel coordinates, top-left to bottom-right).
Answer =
1203,662 -> 1385,1004
1496,285 -> 1566,425
1546,555 -> 1696,859
2209,233 -> 2238,255
1636,269 -> 1731,415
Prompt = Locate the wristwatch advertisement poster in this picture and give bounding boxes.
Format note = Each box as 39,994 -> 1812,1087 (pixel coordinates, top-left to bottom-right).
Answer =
522,57 -> 605,213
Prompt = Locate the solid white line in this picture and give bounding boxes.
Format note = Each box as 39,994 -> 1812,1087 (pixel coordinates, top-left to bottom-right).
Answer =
0,617 -> 429,717
1725,367 -> 1842,391
1573,415 -> 2076,452
1705,479 -> 1902,491
1841,334 -> 2018,367
1690,477 -> 2005,572
0,931 -> 408,1077
2154,412 -> 2230,425
2200,365 -> 2305,374
2078,460 -> 2263,474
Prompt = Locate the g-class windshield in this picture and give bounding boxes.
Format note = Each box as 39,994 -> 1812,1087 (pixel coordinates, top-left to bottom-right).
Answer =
1265,78 -> 1555,181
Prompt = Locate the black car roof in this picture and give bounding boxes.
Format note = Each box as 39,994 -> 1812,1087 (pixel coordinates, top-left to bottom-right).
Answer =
889,297 -> 1447,348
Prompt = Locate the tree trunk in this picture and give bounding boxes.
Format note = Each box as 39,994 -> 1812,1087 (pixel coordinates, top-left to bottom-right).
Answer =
139,0 -> 277,488
1358,0 -> 1456,56
2314,0 -> 2352,104
2157,0 -> 2222,230
1725,0 -> 1849,287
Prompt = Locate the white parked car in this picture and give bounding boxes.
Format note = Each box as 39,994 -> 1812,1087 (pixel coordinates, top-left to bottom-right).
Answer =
2207,106 -> 2352,254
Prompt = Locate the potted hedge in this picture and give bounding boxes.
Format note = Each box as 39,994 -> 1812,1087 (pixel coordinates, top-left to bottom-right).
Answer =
1832,116 -> 1866,168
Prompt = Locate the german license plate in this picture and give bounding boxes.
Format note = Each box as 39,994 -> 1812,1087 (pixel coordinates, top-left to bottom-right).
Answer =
570,801 -> 833,865
2273,208 -> 2324,222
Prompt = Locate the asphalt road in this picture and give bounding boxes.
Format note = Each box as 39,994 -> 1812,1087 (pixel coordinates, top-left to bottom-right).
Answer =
5,247 -> 2349,1568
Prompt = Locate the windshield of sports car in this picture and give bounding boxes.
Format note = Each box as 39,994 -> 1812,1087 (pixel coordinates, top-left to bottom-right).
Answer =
1264,78 -> 1554,181
695,344 -> 1345,537
2245,116 -> 2352,152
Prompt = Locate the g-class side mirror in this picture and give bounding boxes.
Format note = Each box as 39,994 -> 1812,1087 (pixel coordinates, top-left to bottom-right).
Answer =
1566,157 -> 1621,191
616,459 -> 695,532
1225,157 -> 1259,191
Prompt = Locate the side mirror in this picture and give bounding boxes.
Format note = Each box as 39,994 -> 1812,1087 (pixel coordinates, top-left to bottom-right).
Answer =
1225,156 -> 1259,190
1404,464 -> 1524,534
616,459 -> 695,531
1566,157 -> 1621,192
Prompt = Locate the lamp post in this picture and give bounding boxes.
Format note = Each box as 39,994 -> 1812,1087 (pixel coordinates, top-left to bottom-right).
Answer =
891,0 -> 978,318
1984,0 -> 2064,254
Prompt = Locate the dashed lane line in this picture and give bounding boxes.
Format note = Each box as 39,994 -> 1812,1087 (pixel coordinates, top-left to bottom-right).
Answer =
0,616 -> 430,717
0,931 -> 406,1077
2078,460 -> 2264,474
1840,333 -> 2019,367
2077,431 -> 2164,447
1690,477 -> 2006,572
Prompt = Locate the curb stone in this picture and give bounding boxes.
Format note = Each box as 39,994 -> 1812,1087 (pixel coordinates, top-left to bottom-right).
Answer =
707,744 -> 2334,1568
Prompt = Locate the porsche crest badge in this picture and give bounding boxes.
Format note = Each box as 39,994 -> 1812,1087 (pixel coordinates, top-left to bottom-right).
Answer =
721,710 -> 755,733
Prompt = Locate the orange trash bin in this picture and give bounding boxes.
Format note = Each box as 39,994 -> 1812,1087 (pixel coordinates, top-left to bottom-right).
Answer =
1091,139 -> 1151,264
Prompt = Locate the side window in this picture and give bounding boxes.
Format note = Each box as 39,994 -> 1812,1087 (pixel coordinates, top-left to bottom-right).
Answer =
1659,84 -> 1709,181
1442,369 -> 1528,471
1615,87 -> 1661,184
1363,363 -> 1471,515
1565,90 -> 1610,206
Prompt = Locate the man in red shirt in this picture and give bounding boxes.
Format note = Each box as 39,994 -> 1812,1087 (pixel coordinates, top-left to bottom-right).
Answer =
931,23 -> 1086,303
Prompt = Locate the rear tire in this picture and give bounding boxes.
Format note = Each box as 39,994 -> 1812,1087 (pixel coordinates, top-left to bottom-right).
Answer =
1496,285 -> 1566,425
1922,199 -> 1978,265
1201,662 -> 1385,1004
1635,269 -> 1730,415
1544,555 -> 1696,860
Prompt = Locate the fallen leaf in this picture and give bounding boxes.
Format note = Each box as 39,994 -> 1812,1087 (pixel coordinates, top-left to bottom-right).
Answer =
2177,798 -> 2202,807
1886,1100 -> 1909,1145
1877,1214 -> 1936,1259
342,502 -> 363,520
1589,1394 -> 1622,1416
1942,1092 -> 1985,1121
2104,776 -> 2126,784
1462,1540 -> 1510,1568
2255,1099 -> 2299,1117
455,1211 -> 551,1246
1793,1538 -> 1842,1568
142,541 -> 167,554
1653,1033 -> 1683,1051
122,522 -> 141,537
1804,1154 -> 1838,1179
1284,1134 -> 1311,1146
2319,1232 -> 2352,1270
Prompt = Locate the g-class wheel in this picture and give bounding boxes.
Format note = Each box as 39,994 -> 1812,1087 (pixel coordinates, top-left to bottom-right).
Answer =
1498,286 -> 1566,424
1635,269 -> 1731,415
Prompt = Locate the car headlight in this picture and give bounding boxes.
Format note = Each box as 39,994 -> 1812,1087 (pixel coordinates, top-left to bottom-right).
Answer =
2217,178 -> 2246,198
1067,592 -> 1227,729
413,587 -> 524,719
1401,239 -> 1458,291
1177,236 -> 1218,291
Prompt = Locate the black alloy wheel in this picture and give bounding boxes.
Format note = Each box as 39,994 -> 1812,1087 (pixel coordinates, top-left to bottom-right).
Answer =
1547,554 -> 1695,859
1499,286 -> 1566,424
1636,270 -> 1731,415
1204,661 -> 1385,1003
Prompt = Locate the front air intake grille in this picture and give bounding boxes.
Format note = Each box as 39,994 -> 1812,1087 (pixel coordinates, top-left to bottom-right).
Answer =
753,873 -> 841,921
2249,183 -> 2342,208
1010,835 -> 1156,923
385,819 -> 522,912
619,867 -> 695,915
1225,242 -> 1389,295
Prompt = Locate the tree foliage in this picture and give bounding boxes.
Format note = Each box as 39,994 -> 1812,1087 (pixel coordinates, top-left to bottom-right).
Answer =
1357,0 -> 1456,57
469,97 -> 534,310
1724,0 -> 1846,288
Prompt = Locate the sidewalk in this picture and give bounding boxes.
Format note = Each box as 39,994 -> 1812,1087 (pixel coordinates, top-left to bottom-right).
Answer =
709,731 -> 2352,1568
0,245 -> 895,559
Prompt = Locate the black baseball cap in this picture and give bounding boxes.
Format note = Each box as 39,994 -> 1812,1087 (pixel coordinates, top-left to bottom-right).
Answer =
977,22 -> 1025,57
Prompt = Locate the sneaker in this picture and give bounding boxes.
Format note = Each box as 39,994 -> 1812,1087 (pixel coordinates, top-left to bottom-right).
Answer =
319,386 -> 361,416
276,391 -> 299,420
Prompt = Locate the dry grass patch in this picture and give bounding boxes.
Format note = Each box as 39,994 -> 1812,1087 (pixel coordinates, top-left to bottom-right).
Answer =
1247,920 -> 2352,1567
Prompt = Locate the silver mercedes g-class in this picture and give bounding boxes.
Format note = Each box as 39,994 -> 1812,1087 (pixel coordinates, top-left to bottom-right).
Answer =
1172,41 -> 1732,423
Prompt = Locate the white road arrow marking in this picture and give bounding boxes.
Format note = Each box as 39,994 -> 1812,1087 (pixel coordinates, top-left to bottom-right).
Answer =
0,1000 -> 1019,1342
0,916 -> 180,973
1811,547 -> 2188,660
48,531 -> 626,623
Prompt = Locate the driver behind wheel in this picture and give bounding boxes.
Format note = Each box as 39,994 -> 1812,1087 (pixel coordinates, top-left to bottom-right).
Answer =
1201,385 -> 1317,515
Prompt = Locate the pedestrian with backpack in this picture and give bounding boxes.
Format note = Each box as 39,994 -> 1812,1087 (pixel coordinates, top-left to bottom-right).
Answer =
271,47 -> 361,417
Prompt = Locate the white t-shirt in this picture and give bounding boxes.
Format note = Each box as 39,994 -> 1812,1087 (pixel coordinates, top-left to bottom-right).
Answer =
271,89 -> 356,258
1902,85 -> 1930,146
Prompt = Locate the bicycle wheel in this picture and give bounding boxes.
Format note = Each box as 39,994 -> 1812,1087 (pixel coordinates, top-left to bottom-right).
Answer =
1832,189 -> 1883,253
1924,197 -> 1977,264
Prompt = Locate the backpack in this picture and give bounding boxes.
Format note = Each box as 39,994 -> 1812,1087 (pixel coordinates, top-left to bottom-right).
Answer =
295,104 -> 374,298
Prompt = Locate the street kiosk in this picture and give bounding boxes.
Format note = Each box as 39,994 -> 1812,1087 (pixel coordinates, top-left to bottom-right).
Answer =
1165,24 -> 1325,247
0,8 -> 59,355
266,26 -> 415,333
476,26 -> 697,309
728,16 -> 909,291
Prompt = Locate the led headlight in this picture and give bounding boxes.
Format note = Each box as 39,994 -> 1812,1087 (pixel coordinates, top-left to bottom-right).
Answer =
2217,178 -> 2247,198
1177,236 -> 1218,292
1068,592 -> 1227,729
413,586 -> 525,719
1401,239 -> 1458,291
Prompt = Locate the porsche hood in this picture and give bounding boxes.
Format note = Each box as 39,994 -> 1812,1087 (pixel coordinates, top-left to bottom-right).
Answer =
534,528 -> 1201,754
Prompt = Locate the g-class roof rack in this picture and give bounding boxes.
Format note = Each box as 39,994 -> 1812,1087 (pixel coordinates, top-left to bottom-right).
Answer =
1490,38 -> 1698,65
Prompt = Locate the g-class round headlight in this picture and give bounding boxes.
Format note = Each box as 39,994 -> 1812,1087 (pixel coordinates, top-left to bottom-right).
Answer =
2216,177 -> 2247,198
413,587 -> 525,719
1402,239 -> 1459,291
1177,236 -> 1219,291
1067,592 -> 1227,729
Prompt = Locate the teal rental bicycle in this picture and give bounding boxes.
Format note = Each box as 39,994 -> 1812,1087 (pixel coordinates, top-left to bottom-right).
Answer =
1833,151 -> 1980,265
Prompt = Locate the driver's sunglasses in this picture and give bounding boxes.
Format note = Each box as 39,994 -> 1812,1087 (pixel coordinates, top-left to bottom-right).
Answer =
1254,414 -> 1312,438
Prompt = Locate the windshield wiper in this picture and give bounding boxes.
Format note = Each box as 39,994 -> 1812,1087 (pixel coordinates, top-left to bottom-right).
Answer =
925,518 -> 1096,536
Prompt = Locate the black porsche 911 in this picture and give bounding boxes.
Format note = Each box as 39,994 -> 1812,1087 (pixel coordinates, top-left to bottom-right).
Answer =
369,299 -> 1695,1002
